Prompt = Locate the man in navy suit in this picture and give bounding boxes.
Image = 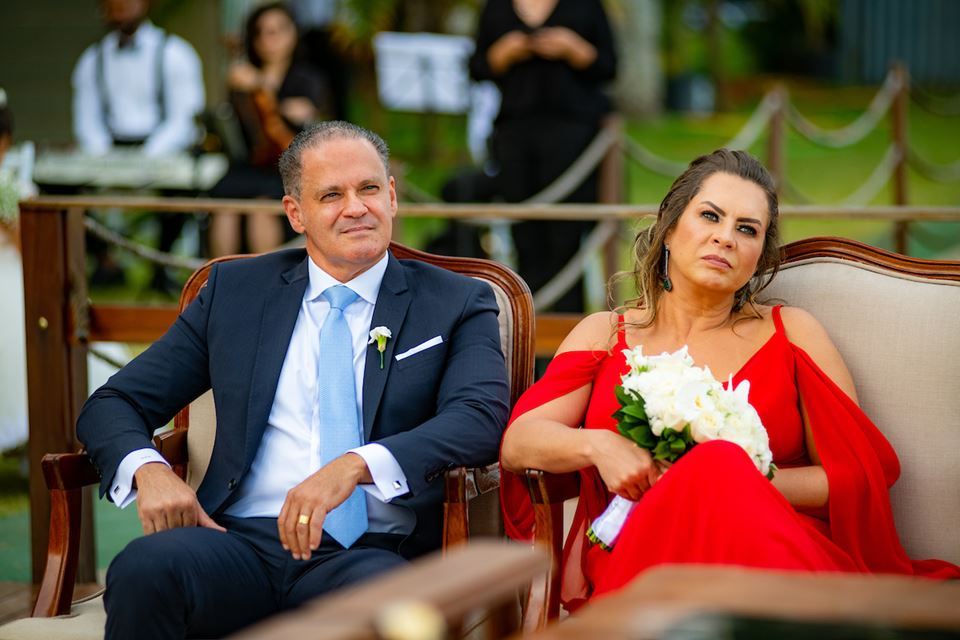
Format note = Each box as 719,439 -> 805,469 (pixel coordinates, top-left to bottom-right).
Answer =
77,121 -> 510,639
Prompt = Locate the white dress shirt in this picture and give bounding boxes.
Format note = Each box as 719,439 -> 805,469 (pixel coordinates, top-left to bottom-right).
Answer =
71,20 -> 205,157
110,253 -> 415,534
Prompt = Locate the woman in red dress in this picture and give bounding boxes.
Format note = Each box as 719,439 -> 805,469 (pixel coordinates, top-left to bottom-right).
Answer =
499,149 -> 959,611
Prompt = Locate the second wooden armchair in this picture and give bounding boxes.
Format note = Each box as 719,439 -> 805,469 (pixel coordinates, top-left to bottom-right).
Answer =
520,237 -> 960,632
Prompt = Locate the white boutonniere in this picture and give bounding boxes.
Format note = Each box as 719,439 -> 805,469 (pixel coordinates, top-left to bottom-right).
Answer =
368,326 -> 392,369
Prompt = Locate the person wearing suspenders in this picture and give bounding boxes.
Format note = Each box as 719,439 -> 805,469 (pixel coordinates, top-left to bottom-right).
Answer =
72,0 -> 204,156
71,0 -> 206,290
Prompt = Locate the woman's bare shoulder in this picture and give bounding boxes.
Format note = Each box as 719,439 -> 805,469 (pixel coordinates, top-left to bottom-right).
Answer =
777,306 -> 830,344
555,311 -> 619,355
777,305 -> 859,401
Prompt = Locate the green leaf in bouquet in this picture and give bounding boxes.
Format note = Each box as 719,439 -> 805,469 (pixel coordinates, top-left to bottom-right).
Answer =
652,439 -> 675,461
614,385 -> 635,408
620,424 -> 656,449
668,437 -> 688,454
619,402 -> 648,421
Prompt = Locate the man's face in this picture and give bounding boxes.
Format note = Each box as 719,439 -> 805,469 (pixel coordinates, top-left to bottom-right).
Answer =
282,137 -> 398,282
101,0 -> 148,35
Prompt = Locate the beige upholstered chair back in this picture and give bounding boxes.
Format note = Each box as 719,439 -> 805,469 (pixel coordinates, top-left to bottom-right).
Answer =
178,244 -> 535,535
762,238 -> 960,564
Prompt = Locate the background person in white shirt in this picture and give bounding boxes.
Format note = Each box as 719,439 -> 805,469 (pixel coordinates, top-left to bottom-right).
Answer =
71,0 -> 204,156
77,121 -> 510,639
71,0 -> 206,292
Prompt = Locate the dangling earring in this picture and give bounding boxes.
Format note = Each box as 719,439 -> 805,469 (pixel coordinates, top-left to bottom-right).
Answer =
662,246 -> 673,292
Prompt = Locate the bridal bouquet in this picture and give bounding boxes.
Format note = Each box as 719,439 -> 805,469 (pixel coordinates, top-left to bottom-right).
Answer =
587,345 -> 776,550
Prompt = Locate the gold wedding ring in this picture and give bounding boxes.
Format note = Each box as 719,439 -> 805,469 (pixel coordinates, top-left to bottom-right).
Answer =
297,514 -> 310,526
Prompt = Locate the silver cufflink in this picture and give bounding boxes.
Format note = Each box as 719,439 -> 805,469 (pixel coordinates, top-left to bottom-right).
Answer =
393,481 -> 402,490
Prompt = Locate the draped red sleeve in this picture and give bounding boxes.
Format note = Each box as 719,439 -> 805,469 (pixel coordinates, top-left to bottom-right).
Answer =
499,350 -> 608,542
793,345 -> 960,578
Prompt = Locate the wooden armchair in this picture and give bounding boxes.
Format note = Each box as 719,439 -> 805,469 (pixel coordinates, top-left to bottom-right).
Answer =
9,242 -> 533,638
522,237 -> 960,631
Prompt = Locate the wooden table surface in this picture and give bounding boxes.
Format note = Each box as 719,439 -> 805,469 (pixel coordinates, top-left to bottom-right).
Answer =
528,564 -> 960,639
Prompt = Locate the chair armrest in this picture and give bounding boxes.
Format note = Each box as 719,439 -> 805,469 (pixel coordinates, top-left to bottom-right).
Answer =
33,436 -> 186,618
442,464 -> 500,551
40,452 -> 100,491
153,429 -> 188,479
523,469 -> 580,632
32,453 -> 101,617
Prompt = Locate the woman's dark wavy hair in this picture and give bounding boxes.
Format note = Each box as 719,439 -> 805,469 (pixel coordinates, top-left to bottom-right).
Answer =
244,2 -> 299,69
618,148 -> 781,326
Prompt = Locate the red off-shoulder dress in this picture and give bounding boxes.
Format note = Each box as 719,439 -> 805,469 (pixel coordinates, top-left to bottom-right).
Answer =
500,306 -> 959,610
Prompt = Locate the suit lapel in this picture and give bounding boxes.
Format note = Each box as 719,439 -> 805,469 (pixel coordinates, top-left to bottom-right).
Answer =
362,253 -> 411,440
243,257 -> 309,465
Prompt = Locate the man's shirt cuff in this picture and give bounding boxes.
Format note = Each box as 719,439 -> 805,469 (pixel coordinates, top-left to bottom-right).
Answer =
111,448 -> 170,508
349,443 -> 409,502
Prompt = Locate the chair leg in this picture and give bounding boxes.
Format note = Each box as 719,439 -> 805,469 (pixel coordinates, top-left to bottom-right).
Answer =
33,487 -> 83,616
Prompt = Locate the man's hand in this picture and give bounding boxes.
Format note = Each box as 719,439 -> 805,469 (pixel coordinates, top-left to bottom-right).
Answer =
133,462 -> 225,535
278,453 -> 372,561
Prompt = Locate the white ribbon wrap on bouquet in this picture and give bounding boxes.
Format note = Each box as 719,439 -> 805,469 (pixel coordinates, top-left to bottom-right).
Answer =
586,495 -> 638,551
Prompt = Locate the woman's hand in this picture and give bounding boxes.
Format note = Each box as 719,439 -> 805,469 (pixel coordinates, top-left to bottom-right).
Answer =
529,27 -> 597,69
228,62 -> 262,92
588,430 -> 662,501
278,97 -> 316,126
487,30 -> 532,75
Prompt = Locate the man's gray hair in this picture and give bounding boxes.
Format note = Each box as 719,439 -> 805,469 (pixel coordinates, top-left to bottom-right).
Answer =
279,121 -> 391,199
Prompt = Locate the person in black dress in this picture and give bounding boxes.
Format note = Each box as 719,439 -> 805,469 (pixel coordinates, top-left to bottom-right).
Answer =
470,0 -> 616,311
209,2 -> 326,256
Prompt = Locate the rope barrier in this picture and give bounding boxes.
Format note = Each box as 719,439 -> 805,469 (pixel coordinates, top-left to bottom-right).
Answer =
531,219 -> 621,310
783,145 -> 900,207
722,89 -> 780,151
90,346 -> 127,370
622,90 -> 778,178
785,72 -> 901,148
782,181 -> 815,205
522,127 -> 620,205
907,147 -> 960,183
84,216 -> 205,271
910,84 -> 960,118
398,125 -> 618,208
621,138 -> 687,177
397,178 -> 442,204
837,145 -> 901,206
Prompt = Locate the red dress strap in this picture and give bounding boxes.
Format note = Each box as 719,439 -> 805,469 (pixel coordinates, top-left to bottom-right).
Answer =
771,304 -> 786,335
616,314 -> 627,347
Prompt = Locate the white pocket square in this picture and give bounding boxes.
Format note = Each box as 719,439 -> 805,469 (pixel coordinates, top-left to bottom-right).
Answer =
394,335 -> 443,361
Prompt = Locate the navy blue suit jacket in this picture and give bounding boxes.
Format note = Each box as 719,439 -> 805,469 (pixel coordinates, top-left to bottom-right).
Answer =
77,249 -> 510,557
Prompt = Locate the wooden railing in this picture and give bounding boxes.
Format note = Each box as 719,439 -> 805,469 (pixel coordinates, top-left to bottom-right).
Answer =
18,197 -> 960,586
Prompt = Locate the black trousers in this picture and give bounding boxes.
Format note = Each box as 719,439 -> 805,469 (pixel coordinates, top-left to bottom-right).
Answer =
492,117 -> 600,312
104,516 -> 406,639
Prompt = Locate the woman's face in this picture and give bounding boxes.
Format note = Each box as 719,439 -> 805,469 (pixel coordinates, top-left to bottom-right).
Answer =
664,172 -> 770,297
254,9 -> 298,64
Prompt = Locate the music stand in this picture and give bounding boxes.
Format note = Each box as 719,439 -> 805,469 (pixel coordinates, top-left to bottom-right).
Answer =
373,32 -> 474,115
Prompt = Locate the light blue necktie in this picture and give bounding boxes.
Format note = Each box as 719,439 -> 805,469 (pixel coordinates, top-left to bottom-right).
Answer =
319,285 -> 367,547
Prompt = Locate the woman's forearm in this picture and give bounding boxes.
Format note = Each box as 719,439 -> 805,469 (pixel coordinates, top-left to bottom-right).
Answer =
501,418 -> 598,474
770,465 -> 829,508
